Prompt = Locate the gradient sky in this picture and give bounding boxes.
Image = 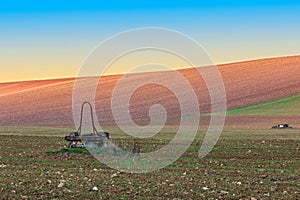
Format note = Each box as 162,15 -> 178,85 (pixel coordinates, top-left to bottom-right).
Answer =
1,0 -> 300,82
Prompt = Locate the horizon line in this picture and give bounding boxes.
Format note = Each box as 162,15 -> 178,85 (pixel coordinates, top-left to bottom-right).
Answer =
1,54 -> 299,84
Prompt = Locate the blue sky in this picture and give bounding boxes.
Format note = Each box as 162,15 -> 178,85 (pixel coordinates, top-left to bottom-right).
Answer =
1,0 -> 300,82
1,1 -> 300,12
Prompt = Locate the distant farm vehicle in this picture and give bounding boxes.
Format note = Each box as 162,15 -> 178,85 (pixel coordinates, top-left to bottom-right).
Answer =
272,124 -> 292,129
65,101 -> 109,148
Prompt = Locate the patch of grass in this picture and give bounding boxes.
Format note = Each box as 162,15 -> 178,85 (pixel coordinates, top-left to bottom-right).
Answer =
46,147 -> 89,154
228,93 -> 300,115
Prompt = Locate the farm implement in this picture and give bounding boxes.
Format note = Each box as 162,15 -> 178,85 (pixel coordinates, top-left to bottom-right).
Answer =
65,102 -> 109,148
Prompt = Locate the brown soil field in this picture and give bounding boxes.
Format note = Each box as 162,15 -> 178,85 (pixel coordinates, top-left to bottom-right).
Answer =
0,55 -> 300,127
0,130 -> 299,199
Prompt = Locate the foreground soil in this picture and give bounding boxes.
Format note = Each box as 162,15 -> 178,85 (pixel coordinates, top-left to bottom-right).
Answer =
1,56 -> 300,126
0,128 -> 299,199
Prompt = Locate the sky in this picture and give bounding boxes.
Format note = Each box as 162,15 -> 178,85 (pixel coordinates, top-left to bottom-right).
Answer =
1,0 -> 300,82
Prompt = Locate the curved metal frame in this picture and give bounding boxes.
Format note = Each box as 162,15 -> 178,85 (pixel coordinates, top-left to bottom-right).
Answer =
77,101 -> 98,135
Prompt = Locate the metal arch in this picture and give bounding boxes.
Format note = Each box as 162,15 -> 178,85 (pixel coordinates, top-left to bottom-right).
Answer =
77,101 -> 98,135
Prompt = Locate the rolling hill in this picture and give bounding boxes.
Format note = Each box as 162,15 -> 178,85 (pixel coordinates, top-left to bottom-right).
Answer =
0,55 -> 300,127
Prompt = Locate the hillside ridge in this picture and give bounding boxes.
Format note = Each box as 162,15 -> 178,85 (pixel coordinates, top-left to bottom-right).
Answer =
1,55 -> 299,126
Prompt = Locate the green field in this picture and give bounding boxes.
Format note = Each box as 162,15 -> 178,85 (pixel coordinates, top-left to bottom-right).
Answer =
0,126 -> 299,199
228,93 -> 300,115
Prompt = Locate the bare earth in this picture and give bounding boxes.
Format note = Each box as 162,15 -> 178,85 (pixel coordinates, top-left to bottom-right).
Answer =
0,56 -> 299,199
0,55 -> 300,127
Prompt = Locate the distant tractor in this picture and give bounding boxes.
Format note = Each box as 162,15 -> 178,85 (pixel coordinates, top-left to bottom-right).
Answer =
65,101 -> 110,148
272,124 -> 292,129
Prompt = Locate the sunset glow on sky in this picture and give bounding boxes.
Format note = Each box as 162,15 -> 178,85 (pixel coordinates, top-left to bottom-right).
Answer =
1,0 -> 300,82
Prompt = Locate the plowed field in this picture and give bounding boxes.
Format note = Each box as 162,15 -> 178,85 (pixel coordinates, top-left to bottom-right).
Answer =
1,56 -> 300,126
